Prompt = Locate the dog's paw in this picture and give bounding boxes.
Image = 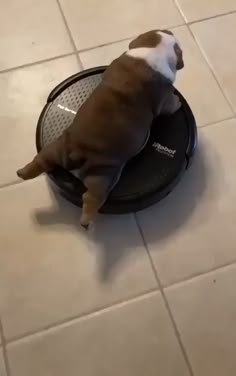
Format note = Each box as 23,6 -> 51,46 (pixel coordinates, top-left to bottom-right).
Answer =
173,95 -> 182,112
80,219 -> 95,234
81,223 -> 90,230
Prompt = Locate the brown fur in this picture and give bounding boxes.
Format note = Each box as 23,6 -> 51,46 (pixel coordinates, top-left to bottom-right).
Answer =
17,30 -> 184,227
129,30 -> 162,49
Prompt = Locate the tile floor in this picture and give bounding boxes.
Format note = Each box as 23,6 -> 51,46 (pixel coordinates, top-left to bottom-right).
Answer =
1,0 -> 236,375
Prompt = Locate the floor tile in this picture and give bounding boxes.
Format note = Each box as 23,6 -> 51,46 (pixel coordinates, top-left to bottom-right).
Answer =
176,0 -> 236,22
0,351 -> 6,376
0,0 -> 73,70
7,292 -> 189,376
166,264 -> 236,376
80,26 -> 232,126
137,119 -> 236,286
60,0 -> 183,50
0,56 -> 79,187
174,26 -> 232,126
191,13 -> 236,112
0,177 -> 156,340
80,40 -> 130,69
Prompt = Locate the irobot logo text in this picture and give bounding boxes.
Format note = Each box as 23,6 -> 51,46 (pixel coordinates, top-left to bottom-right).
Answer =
152,142 -> 176,158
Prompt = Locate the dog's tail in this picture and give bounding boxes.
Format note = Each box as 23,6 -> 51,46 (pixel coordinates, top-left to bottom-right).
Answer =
17,137 -> 65,180
17,156 -> 50,180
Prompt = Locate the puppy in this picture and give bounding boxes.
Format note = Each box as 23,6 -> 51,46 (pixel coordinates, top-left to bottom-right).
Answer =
17,29 -> 184,228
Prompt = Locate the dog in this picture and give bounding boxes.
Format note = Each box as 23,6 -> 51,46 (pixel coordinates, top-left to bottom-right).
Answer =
17,29 -> 184,228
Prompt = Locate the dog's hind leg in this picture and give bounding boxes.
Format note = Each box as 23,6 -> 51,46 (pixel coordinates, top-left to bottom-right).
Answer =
80,166 -> 123,228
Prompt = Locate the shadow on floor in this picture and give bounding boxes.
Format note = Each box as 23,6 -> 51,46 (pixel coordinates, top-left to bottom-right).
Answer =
33,138 -> 217,281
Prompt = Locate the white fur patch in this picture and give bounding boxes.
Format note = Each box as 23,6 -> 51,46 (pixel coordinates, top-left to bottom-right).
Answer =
126,31 -> 178,82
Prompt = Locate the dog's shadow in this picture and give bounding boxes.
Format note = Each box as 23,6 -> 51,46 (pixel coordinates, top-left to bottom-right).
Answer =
33,139 -> 218,282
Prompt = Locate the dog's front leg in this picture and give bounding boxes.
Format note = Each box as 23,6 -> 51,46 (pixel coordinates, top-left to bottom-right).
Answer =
160,93 -> 182,115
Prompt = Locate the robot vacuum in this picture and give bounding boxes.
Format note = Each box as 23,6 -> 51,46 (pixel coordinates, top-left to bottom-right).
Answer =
36,66 -> 197,214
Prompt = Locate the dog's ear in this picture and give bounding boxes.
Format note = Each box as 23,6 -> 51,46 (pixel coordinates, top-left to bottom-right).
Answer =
161,29 -> 174,36
129,30 -> 161,49
174,43 -> 184,70
128,37 -> 139,50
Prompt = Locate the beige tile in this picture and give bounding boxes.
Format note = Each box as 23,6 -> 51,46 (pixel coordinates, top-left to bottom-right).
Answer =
191,13 -> 236,112
8,292 -> 189,376
0,0 -> 73,70
0,56 -> 79,187
0,177 -> 156,340
176,0 -> 236,22
0,351 -> 6,376
80,39 -> 130,69
80,26 -> 232,126
174,26 -> 232,126
137,119 -> 236,286
60,0 -> 183,50
166,264 -> 236,376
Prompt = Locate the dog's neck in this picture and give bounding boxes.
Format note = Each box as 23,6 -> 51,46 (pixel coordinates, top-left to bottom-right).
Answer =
126,32 -> 177,83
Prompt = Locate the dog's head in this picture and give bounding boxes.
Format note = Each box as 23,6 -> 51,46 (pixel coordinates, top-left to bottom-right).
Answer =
129,29 -> 184,73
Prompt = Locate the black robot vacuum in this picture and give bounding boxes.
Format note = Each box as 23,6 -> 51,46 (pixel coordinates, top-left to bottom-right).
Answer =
36,66 -> 197,214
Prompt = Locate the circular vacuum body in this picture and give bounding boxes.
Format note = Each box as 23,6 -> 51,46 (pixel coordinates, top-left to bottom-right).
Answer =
36,66 -> 197,214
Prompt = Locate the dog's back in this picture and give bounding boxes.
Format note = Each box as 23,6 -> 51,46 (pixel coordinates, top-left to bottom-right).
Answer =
66,53 -> 172,172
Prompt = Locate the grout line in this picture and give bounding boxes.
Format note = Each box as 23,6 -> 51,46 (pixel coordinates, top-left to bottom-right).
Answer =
77,53 -> 84,70
55,0 -> 83,70
188,9 -> 236,25
77,36 -> 134,54
186,25 -> 236,116
0,53 -> 76,75
164,259 -> 236,290
175,0 -> 236,119
199,116 -> 236,129
134,213 -> 195,376
0,9 -> 235,76
1,8 -> 236,75
173,0 -> 236,25
0,180 -> 24,190
77,22 -> 186,55
0,319 -> 11,376
173,0 -> 188,23
6,288 -> 158,345
0,22 -> 186,75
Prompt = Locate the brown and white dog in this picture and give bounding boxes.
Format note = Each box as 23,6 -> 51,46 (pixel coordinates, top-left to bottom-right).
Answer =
17,29 -> 184,228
